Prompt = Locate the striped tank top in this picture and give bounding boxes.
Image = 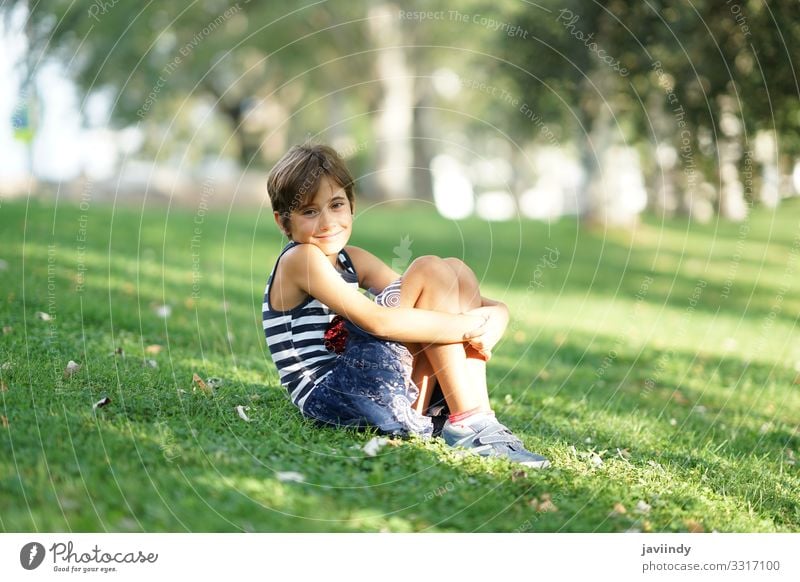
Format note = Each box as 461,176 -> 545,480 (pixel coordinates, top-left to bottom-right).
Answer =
262,242 -> 360,411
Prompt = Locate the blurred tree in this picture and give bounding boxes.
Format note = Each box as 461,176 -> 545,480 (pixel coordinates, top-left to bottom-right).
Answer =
3,0 -> 377,169
495,0 -> 800,223
6,0 -> 798,214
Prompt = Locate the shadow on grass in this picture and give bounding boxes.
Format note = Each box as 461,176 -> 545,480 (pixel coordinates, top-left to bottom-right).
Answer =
484,328 -> 799,531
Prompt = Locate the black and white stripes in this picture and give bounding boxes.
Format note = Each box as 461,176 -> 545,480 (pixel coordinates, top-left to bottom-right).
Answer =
262,243 -> 359,411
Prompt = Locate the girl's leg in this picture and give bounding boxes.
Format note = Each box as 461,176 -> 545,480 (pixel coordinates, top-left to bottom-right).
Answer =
406,344 -> 436,413
398,256 -> 490,414
398,257 -> 551,468
443,257 -> 490,402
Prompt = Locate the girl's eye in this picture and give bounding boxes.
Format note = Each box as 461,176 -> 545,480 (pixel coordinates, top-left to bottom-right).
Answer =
331,202 -> 345,209
302,209 -> 318,217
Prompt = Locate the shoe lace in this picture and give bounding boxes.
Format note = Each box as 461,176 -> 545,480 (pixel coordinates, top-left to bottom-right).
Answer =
474,422 -> 525,450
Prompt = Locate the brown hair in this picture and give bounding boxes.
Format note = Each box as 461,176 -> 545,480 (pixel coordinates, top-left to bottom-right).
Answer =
267,143 -> 355,236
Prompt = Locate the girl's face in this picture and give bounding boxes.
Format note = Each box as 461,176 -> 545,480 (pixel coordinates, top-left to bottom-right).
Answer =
274,174 -> 353,263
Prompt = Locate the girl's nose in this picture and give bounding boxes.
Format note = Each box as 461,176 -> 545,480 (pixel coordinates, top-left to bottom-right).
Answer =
317,210 -> 333,231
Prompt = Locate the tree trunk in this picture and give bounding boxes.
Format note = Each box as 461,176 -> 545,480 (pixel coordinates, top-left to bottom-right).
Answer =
647,90 -> 680,217
754,129 -> 779,208
411,81 -> 434,202
577,72 -> 642,228
580,107 -> 611,223
717,94 -> 748,221
204,82 -> 259,168
575,88 -> 599,222
368,1 -> 413,201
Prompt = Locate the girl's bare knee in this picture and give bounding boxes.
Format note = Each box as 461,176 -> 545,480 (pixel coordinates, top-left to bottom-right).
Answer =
404,256 -> 462,308
407,255 -> 453,280
443,257 -> 467,275
444,257 -> 478,286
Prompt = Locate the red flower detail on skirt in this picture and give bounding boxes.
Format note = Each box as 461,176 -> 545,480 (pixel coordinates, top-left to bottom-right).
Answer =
324,315 -> 349,354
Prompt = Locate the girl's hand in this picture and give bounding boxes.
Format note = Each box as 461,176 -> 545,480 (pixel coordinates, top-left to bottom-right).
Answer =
464,304 -> 509,360
462,314 -> 490,342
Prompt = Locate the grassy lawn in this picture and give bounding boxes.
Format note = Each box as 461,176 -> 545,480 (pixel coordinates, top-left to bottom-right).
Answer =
1,195 -> 798,532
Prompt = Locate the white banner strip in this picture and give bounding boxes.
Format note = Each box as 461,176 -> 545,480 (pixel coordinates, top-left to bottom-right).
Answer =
1,533 -> 798,581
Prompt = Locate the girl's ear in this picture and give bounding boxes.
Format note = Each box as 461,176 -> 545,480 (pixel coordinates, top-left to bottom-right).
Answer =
273,211 -> 290,237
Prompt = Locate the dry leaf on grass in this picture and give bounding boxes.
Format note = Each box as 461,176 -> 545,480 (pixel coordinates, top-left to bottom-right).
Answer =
510,469 -> 527,482
145,345 -> 162,355
236,406 -> 250,422
610,502 -> 627,517
144,359 -> 158,368
35,311 -> 52,321
685,519 -> 705,533
671,390 -> 689,405
92,397 -> 111,410
363,436 -> 389,457
635,500 -> 652,514
0,381 -> 7,393
192,373 -> 213,395
276,471 -> 305,483
2,326 -> 12,335
155,305 -> 172,318
1,415 -> 7,428
64,361 -> 81,377
529,493 -> 558,513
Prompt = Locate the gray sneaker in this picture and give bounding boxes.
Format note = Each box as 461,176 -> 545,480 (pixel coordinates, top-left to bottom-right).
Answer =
442,415 -> 551,469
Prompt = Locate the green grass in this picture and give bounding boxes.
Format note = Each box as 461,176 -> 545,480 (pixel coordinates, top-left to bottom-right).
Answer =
1,195 -> 798,532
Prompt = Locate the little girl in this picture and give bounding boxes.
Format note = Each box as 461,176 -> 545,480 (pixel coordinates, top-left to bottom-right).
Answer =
263,143 -> 549,468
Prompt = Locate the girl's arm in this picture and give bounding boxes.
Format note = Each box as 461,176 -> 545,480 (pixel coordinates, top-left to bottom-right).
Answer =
344,245 -> 400,293
280,243 -> 487,344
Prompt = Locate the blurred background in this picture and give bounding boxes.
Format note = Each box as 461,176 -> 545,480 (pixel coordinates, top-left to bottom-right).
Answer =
2,0 -> 799,225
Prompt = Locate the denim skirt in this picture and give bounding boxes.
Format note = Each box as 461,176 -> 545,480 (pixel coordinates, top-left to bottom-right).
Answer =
301,281 -> 433,438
